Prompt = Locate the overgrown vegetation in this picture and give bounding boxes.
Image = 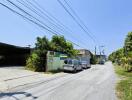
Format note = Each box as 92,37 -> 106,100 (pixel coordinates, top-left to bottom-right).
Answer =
109,32 -> 132,100
115,65 -> 132,100
26,35 -> 79,72
109,32 -> 132,72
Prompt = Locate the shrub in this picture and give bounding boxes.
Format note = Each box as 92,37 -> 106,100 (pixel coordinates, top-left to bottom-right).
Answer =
26,52 -> 44,72
120,56 -> 132,72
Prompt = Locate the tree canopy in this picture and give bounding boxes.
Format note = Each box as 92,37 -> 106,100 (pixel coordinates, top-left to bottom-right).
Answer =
50,35 -> 78,57
124,32 -> 132,53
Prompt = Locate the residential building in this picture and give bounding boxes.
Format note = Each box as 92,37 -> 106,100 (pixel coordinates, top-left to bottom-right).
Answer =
77,49 -> 91,66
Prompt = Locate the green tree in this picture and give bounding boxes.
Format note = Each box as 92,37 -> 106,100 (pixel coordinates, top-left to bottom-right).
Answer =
124,32 -> 132,71
65,42 -> 78,57
51,35 -> 78,57
109,48 -> 124,64
109,32 -> 132,72
51,35 -> 67,52
26,35 -> 80,72
124,32 -> 132,53
26,36 -> 50,72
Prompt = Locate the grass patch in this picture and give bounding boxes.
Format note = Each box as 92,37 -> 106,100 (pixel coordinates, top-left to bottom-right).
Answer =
114,64 -> 132,100
114,64 -> 132,77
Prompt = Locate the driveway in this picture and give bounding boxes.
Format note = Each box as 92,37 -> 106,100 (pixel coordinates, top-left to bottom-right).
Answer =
0,62 -> 117,100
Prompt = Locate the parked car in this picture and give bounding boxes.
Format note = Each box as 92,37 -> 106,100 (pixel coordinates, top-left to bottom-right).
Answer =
63,59 -> 82,72
99,60 -> 105,65
80,61 -> 87,69
80,61 -> 91,69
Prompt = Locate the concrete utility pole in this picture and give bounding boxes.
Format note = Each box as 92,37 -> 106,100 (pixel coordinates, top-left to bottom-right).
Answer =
99,45 -> 105,61
99,45 -> 105,55
95,46 -> 97,55
102,49 -> 105,55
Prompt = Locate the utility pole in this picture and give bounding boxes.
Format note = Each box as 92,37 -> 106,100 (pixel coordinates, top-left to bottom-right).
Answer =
99,45 -> 105,61
102,49 -> 105,55
99,45 -> 105,55
95,46 -> 97,55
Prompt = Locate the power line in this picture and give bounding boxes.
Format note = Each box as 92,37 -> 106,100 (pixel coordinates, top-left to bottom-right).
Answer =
0,1 -> 82,48
0,2 -> 56,35
25,0 -> 74,36
57,0 -> 96,44
57,0 -> 101,53
16,0 -> 89,48
16,0 -> 68,35
26,0 -> 89,48
7,0 -> 82,48
6,0 -> 62,36
63,0 -> 97,42
31,0 -> 73,32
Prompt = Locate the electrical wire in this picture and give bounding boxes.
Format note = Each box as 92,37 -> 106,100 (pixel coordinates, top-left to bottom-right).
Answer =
0,2 -> 81,48
57,0 -> 96,44
63,0 -> 98,42
24,0 -> 89,48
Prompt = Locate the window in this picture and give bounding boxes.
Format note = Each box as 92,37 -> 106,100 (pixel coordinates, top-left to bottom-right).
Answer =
74,60 -> 78,65
64,60 -> 68,64
68,60 -> 73,64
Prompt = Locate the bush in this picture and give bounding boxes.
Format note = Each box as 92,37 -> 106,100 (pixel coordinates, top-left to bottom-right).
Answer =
26,52 -> 44,72
120,56 -> 132,72
124,64 -> 132,72
109,47 -> 132,72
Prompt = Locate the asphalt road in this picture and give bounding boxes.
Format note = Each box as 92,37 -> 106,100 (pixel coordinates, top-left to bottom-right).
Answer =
0,62 -> 117,100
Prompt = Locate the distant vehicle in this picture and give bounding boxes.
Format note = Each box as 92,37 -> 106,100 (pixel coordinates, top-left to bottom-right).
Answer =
63,59 -> 82,72
99,60 -> 105,65
80,61 -> 91,69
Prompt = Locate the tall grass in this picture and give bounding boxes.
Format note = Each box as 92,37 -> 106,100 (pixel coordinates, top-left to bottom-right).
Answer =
115,65 -> 132,100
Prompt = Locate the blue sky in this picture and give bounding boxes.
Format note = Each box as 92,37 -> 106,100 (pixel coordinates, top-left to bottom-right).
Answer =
0,0 -> 132,55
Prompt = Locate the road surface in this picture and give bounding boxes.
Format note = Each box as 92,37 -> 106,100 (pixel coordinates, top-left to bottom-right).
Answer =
0,62 -> 117,100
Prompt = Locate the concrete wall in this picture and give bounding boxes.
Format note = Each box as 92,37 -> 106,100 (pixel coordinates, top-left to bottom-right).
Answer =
46,51 -> 67,71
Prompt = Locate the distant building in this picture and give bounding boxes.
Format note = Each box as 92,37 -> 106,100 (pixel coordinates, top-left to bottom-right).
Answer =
95,55 -> 107,63
77,49 -> 91,57
77,49 -> 91,66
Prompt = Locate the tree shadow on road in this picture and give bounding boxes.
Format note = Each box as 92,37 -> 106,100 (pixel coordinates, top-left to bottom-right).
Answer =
0,92 -> 38,100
